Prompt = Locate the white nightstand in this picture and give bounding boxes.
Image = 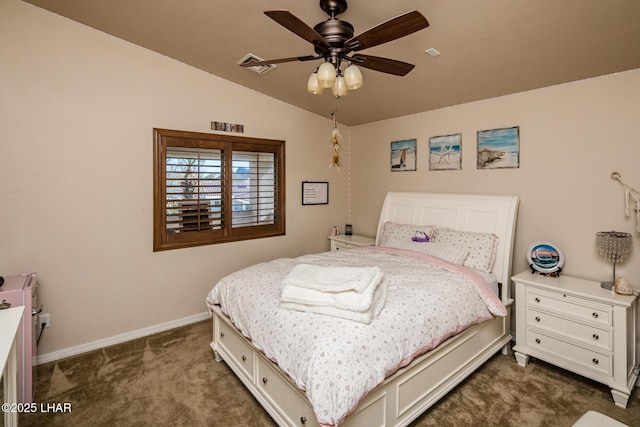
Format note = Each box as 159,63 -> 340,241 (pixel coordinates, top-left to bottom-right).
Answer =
512,271 -> 638,408
328,235 -> 375,251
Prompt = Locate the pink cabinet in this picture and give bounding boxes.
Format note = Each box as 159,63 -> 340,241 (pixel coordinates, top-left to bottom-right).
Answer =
0,273 -> 39,403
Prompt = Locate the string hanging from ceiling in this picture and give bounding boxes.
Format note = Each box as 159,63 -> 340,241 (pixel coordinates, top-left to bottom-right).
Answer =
347,128 -> 352,225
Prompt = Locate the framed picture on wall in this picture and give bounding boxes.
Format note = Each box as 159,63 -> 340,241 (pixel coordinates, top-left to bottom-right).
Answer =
301,181 -> 329,205
390,139 -> 417,171
477,126 -> 520,169
211,121 -> 244,133
429,134 -> 462,170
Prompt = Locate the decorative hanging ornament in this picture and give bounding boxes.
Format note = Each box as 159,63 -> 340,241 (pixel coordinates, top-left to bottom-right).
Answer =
329,111 -> 342,169
611,172 -> 640,232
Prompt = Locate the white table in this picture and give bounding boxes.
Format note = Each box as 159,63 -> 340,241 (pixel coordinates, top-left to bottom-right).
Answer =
328,234 -> 375,251
1,306 -> 25,427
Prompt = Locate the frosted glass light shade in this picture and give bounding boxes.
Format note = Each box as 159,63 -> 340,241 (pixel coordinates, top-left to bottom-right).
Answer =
344,65 -> 363,90
332,75 -> 348,97
317,62 -> 337,88
307,72 -> 324,94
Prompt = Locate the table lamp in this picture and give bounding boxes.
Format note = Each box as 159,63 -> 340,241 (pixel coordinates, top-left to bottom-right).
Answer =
595,231 -> 632,290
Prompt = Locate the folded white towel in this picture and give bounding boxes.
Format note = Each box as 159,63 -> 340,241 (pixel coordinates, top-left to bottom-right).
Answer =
281,270 -> 385,312
280,281 -> 387,324
282,264 -> 381,293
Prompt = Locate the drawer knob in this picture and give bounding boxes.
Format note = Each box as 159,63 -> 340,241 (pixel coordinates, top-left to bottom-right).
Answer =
592,334 -> 599,340
592,312 -> 598,319
592,358 -> 599,365
242,355 -> 247,362
301,416 -> 307,425
535,338 -> 541,344
535,316 -> 541,322
262,377 -> 268,384
220,332 -> 225,338
535,297 -> 540,303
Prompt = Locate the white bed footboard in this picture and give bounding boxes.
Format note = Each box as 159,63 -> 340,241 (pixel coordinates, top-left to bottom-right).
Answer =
212,306 -> 510,427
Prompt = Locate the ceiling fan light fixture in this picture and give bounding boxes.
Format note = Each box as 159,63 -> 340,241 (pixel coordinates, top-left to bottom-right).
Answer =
251,2 -> 429,99
307,72 -> 324,94
317,62 -> 337,88
344,64 -> 363,90
332,74 -> 348,98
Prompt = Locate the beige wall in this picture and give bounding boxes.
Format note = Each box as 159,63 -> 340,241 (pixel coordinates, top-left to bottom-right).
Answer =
349,69 -> 640,286
349,70 -> 640,357
3,0 -> 639,360
0,0 -> 349,356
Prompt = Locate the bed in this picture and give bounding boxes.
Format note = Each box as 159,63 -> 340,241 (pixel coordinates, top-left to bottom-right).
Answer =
207,191 -> 520,427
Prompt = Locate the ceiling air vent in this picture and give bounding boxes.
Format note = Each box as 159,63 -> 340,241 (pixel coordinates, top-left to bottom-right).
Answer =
237,54 -> 276,74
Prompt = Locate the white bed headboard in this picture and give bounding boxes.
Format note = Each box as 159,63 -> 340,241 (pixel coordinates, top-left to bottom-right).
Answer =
375,192 -> 520,293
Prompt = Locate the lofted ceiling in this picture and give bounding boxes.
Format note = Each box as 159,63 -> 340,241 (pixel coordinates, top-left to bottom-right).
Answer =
23,0 -> 640,126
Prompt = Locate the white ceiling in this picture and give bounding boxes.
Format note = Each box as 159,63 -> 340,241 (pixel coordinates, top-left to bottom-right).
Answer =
23,0 -> 640,126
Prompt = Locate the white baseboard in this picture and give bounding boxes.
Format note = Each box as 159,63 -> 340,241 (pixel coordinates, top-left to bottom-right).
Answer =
37,311 -> 211,365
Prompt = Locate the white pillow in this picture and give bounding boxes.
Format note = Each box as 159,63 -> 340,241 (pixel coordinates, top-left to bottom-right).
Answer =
382,238 -> 469,265
379,222 -> 437,246
432,227 -> 499,273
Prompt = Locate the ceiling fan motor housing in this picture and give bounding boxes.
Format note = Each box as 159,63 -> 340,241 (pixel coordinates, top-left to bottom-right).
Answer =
313,20 -> 354,53
313,0 -> 354,63
315,0 -> 353,61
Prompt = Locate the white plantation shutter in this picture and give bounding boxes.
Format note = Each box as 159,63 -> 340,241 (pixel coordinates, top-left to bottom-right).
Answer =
231,151 -> 277,227
166,146 -> 224,233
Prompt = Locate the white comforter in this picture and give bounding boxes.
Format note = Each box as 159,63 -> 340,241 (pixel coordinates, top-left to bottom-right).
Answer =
206,247 -> 506,427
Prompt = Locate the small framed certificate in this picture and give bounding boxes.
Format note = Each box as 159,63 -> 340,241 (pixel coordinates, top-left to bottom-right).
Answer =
302,181 -> 329,205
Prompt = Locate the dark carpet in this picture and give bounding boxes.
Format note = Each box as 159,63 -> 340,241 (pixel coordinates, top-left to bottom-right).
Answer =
19,320 -> 639,426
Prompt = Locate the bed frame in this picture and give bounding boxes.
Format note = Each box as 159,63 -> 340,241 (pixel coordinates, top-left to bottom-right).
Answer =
211,192 -> 520,426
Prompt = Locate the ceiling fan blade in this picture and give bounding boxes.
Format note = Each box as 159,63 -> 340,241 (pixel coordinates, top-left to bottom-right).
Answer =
239,55 -> 319,67
265,10 -> 330,52
350,54 -> 415,76
346,11 -> 429,52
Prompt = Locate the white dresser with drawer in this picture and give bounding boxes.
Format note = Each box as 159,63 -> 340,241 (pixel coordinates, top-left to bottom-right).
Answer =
328,234 -> 375,251
512,271 -> 638,408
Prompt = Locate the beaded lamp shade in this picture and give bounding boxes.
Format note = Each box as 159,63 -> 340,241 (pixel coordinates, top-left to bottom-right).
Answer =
596,231 -> 632,289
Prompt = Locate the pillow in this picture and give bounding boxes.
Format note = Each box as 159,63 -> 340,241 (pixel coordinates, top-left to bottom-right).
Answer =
381,238 -> 469,265
432,227 -> 500,273
379,222 -> 437,246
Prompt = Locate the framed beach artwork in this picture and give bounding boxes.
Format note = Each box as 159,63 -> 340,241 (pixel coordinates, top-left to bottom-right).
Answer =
477,126 -> 520,169
390,139 -> 417,171
429,134 -> 461,171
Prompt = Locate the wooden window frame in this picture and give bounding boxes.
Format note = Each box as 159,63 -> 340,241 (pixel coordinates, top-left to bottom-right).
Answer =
153,128 -> 285,251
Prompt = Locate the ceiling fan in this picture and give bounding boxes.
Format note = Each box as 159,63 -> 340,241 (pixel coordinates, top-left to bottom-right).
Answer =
240,0 -> 430,97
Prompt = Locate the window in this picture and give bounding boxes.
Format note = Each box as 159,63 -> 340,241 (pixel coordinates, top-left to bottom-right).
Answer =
153,128 -> 285,251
